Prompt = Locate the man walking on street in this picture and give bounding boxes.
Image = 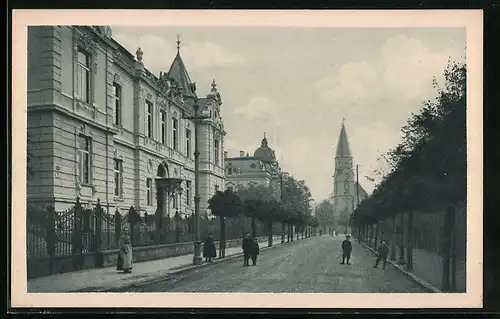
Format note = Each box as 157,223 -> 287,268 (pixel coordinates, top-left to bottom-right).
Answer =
341,234 -> 352,265
242,232 -> 252,266
373,239 -> 390,270
250,238 -> 260,266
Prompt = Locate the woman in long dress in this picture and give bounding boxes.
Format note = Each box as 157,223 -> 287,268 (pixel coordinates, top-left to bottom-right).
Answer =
119,234 -> 133,273
203,233 -> 217,262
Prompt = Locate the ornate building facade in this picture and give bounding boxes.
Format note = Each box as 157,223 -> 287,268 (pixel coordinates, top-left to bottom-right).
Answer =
224,134 -> 284,198
328,122 -> 368,218
27,26 -> 226,218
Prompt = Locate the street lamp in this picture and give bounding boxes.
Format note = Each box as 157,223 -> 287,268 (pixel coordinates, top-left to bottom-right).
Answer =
182,99 -> 212,265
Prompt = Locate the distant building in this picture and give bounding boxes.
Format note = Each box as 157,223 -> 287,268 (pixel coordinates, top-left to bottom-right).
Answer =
27,26 -> 225,218
224,134 -> 284,199
328,122 -> 369,217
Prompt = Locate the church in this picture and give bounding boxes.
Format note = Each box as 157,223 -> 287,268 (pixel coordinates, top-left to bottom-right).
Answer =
27,26 -> 226,218
328,121 -> 369,219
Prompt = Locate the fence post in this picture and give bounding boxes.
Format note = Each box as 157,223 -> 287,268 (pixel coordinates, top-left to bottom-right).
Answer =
46,205 -> 56,274
72,197 -> 83,270
406,211 -> 414,271
128,206 -> 138,246
93,199 -> 103,267
114,209 -> 121,248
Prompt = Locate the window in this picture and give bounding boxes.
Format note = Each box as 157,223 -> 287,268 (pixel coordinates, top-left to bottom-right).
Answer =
160,110 -> 166,145
146,178 -> 152,205
186,181 -> 191,206
185,129 -> 191,157
227,167 -> 232,175
146,101 -> 153,138
215,185 -> 219,193
214,139 -> 220,165
113,83 -> 121,126
114,159 -> 123,197
172,118 -> 178,150
78,135 -> 92,184
173,193 -> 178,209
344,180 -> 349,192
77,50 -> 91,103
227,186 -> 233,192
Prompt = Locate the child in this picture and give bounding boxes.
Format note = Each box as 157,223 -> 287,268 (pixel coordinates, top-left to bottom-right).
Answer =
251,238 -> 260,266
341,234 -> 352,265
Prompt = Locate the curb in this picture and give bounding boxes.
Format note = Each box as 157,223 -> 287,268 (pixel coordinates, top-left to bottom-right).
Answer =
73,236 -> 313,292
357,239 -> 442,293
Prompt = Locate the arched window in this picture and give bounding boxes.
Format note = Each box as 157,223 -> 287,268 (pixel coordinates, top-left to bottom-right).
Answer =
344,180 -> 349,192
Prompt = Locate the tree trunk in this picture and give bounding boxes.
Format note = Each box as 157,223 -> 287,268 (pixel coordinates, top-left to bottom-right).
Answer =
287,224 -> 290,242
390,216 -> 397,261
251,217 -> 256,238
281,222 -> 285,243
398,212 -> 406,265
268,220 -> 273,247
406,211 -> 414,271
291,224 -> 294,242
374,222 -> 379,249
442,206 -> 455,291
219,216 -> 225,258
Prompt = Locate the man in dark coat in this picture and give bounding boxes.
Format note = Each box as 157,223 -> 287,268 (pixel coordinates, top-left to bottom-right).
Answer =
373,240 -> 390,269
341,234 -> 352,265
203,233 -> 216,262
242,232 -> 252,266
250,238 -> 260,266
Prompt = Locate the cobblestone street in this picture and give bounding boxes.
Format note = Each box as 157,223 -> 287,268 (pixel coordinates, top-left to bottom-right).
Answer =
125,235 -> 427,293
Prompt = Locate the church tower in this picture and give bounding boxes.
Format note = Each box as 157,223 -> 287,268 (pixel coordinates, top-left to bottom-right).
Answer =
333,121 -> 355,219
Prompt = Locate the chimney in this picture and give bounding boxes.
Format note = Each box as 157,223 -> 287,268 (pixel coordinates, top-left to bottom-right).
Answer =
240,151 -> 245,157
224,151 -> 228,159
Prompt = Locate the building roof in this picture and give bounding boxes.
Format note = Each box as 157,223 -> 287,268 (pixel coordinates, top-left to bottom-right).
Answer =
167,51 -> 197,99
354,181 -> 368,199
335,122 -> 352,158
253,134 -> 276,163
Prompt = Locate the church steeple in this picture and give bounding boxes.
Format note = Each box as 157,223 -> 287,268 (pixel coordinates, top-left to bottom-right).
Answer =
335,121 -> 352,158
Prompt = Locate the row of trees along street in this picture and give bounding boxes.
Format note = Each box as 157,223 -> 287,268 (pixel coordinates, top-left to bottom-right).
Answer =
208,176 -> 319,258
349,61 -> 467,292
314,200 -> 352,236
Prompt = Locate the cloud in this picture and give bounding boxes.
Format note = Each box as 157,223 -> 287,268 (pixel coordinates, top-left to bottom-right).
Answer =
112,33 -> 246,74
316,34 -> 465,117
182,42 -> 246,68
231,96 -> 283,121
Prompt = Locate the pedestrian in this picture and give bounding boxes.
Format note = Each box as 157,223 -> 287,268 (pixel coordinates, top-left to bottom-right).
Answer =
203,232 -> 217,262
341,234 -> 352,265
250,238 -> 260,266
119,234 -> 133,273
242,232 -> 252,266
373,240 -> 390,270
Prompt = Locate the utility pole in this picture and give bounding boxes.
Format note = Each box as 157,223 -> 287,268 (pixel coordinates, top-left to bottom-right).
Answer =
356,164 -> 360,239
356,164 -> 360,206
182,100 -> 211,265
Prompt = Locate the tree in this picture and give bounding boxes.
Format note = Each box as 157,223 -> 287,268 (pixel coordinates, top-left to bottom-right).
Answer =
236,184 -> 274,238
351,60 -> 466,228
314,200 -> 335,234
208,189 -> 244,257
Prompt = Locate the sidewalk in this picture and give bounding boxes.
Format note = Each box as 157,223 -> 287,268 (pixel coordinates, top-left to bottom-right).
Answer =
28,235 -> 286,292
356,238 -> 441,293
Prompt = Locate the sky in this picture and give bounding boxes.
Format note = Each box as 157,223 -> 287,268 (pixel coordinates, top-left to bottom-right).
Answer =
111,26 -> 466,203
